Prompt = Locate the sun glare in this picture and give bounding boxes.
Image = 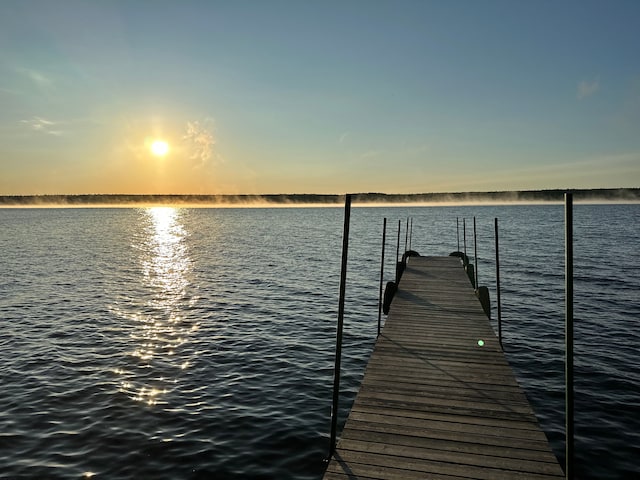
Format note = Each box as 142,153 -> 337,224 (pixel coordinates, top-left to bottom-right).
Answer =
150,140 -> 169,156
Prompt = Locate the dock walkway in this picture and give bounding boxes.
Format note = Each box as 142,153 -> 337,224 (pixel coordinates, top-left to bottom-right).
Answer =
323,256 -> 564,480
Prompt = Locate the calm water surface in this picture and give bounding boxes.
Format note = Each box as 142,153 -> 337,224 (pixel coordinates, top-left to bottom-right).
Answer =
0,204 -> 638,479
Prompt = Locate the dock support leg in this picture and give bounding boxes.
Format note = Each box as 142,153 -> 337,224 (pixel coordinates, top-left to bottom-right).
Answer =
378,218 -> 387,337
329,194 -> 351,459
495,218 -> 502,349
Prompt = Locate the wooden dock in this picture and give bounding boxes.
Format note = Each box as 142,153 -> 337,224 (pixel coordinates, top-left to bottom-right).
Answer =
323,255 -> 564,480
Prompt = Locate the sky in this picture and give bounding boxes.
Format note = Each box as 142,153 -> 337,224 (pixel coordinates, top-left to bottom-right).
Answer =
1,0 -> 639,195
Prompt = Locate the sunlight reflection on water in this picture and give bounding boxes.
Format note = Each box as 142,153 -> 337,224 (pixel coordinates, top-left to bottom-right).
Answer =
112,207 -> 198,406
143,207 -> 190,306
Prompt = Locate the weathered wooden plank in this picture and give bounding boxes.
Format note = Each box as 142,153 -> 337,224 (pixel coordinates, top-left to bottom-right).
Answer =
322,256 -> 564,479
350,402 -> 542,430
342,428 -> 558,461
337,438 -> 564,475
343,411 -> 550,442
327,449 -> 563,480
357,384 -> 529,404
352,389 -> 535,415
324,459 -> 470,480
361,372 -> 525,391
341,419 -> 558,452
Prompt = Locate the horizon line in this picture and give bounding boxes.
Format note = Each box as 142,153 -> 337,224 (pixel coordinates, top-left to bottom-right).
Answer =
1,188 -> 639,207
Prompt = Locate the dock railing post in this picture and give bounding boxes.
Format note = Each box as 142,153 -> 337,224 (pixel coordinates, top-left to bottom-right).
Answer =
378,218 -> 387,337
408,218 -> 413,252
463,218 -> 467,265
329,194 -> 352,459
395,220 -> 401,283
494,218 -> 502,348
473,216 -> 479,290
456,217 -> 460,252
404,217 -> 409,253
565,193 -> 574,480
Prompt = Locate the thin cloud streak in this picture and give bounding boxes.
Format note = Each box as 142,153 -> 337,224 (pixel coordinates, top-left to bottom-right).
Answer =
15,67 -> 54,89
20,116 -> 64,136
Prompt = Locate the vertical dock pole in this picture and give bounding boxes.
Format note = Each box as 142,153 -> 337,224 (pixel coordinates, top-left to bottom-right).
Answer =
565,193 -> 574,480
404,217 -> 409,253
463,219 -> 467,264
408,218 -> 413,252
473,216 -> 479,290
329,194 -> 352,458
456,217 -> 460,252
494,218 -> 502,349
395,220 -> 401,283
377,218 -> 387,337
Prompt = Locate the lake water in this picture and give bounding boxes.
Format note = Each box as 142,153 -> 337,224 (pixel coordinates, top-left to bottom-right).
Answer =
0,204 -> 638,479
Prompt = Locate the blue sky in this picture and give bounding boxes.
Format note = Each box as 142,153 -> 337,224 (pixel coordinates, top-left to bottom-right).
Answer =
1,0 -> 639,195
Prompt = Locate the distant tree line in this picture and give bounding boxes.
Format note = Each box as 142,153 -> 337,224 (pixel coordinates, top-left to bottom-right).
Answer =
1,188 -> 639,206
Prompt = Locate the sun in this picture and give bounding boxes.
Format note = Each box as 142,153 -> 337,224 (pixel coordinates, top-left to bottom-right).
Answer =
150,140 -> 169,156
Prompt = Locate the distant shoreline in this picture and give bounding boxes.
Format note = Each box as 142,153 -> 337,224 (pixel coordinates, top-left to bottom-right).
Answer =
1,188 -> 639,206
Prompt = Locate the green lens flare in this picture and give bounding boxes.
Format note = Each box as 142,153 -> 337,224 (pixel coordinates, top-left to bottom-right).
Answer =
477,339 -> 485,347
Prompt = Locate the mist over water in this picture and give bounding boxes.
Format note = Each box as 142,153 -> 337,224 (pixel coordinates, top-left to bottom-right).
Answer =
0,205 -> 638,479
1,187 -> 639,208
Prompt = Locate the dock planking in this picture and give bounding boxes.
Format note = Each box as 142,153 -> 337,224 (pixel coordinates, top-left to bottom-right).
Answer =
323,255 -> 564,480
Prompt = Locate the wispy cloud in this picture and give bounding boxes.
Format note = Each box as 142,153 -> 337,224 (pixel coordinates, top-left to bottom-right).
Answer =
577,77 -> 600,99
20,116 -> 64,135
15,67 -> 54,90
183,119 -> 217,166
339,132 -> 349,144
